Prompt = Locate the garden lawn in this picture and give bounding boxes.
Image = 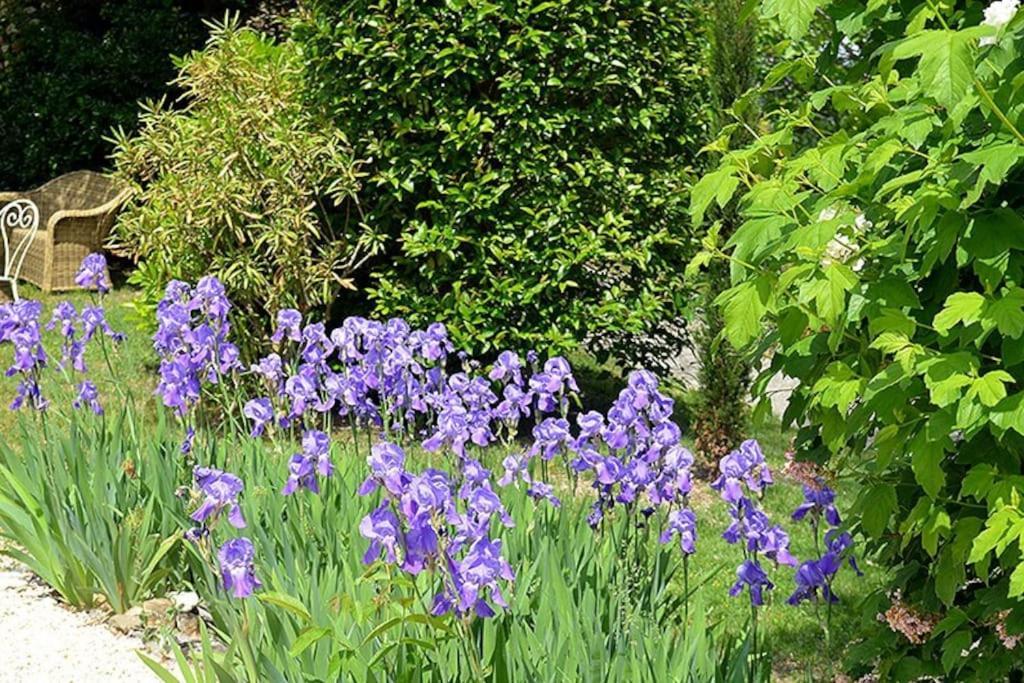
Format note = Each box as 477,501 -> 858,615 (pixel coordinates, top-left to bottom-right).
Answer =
0,286 -> 885,680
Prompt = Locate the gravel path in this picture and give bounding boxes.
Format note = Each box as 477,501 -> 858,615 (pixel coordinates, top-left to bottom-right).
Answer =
0,555 -> 158,682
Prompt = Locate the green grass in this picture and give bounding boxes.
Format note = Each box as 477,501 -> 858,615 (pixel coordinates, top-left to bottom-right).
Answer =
0,285 -> 886,679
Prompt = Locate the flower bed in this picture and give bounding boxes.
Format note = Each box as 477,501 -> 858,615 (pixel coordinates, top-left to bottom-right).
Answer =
0,255 -> 865,680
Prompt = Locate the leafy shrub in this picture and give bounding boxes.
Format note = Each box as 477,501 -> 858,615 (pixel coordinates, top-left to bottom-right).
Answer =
0,1 -> 267,190
296,0 -> 709,364
109,20 -> 369,355
698,0 -> 1024,678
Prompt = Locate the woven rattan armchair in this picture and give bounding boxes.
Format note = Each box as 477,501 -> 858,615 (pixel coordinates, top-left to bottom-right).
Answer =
0,171 -> 131,292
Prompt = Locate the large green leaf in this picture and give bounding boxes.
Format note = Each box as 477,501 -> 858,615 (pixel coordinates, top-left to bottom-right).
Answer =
761,0 -> 826,39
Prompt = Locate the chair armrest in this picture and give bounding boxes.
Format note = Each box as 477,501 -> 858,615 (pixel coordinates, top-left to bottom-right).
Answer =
46,188 -> 133,236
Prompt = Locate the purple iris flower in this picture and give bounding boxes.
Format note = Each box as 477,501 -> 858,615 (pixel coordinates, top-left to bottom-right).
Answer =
2,302 -> 49,411
193,276 -> 231,320
302,429 -> 333,477
730,559 -> 774,606
788,560 -> 835,605
191,466 -> 246,528
660,508 -> 697,554
218,538 -> 261,598
359,504 -> 402,564
283,364 -> 319,419
792,484 -> 841,526
46,302 -> 87,372
271,309 -> 302,344
494,383 -> 532,423
250,353 -> 284,393
417,322 -> 452,362
576,410 -> 604,442
489,350 -> 524,385
528,356 -> 578,413
464,485 -> 514,529
756,523 -> 799,567
400,468 -> 452,521
81,306 -> 124,343
282,453 -> 319,495
300,322 -> 334,366
712,440 -> 774,502
402,516 -> 440,574
74,253 -> 112,294
824,530 -> 862,576
72,380 -> 103,415
459,459 -> 491,498
243,398 -> 274,437
156,355 -> 201,416
433,537 -> 515,618
526,481 -> 561,508
530,417 -> 572,460
497,453 -> 529,487
358,442 -> 410,497
594,455 -> 624,485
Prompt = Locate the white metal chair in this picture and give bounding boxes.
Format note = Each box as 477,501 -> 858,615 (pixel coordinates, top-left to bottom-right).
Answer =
0,199 -> 40,301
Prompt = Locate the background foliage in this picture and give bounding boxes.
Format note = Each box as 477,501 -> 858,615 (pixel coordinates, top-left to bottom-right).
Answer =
109,21 -> 368,354
297,0 -> 709,365
0,0 -> 283,191
699,0 -> 1024,678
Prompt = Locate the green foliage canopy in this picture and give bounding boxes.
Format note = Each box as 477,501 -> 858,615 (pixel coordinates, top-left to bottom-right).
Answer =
698,0 -> 1024,678
297,0 -> 709,363
0,0 -> 270,190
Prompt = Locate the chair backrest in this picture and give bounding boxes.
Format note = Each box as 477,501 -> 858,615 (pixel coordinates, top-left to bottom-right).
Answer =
37,170 -> 125,215
0,199 -> 40,296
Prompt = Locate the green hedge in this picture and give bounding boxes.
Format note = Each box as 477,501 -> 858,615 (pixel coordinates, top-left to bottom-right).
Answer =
297,0 -> 709,363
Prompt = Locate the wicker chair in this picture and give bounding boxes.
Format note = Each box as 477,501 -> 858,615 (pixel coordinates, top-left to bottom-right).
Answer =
0,171 -> 131,292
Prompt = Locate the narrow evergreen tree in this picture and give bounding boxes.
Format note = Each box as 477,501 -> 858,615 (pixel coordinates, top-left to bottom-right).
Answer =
692,0 -> 759,473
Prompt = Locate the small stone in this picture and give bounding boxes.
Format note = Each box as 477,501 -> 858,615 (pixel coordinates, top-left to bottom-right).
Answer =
170,591 -> 200,613
142,598 -> 173,617
175,612 -> 201,642
108,607 -> 143,634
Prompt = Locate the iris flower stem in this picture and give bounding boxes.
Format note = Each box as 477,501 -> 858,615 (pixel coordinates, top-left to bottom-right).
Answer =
683,554 -> 690,626
460,617 -> 485,681
750,601 -> 758,683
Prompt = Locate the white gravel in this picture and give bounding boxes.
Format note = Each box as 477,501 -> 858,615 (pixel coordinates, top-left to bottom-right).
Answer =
0,555 -> 159,682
